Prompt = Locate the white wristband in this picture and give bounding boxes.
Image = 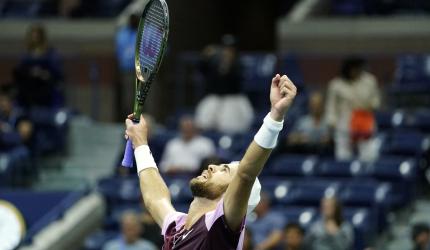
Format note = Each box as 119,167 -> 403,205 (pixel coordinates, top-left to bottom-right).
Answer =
254,112 -> 284,149
135,145 -> 158,176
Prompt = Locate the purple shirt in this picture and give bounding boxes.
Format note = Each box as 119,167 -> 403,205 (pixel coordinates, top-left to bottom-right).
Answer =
162,199 -> 245,250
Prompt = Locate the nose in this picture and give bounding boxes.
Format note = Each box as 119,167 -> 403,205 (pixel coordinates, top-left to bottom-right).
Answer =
208,165 -> 215,173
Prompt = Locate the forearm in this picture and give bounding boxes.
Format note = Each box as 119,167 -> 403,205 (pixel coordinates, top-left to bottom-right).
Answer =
135,145 -> 175,227
238,141 -> 272,180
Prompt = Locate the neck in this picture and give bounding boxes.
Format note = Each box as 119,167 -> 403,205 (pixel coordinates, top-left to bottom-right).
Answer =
185,197 -> 219,229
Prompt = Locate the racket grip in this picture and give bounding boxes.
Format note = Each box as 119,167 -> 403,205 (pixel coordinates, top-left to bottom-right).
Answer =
121,140 -> 134,168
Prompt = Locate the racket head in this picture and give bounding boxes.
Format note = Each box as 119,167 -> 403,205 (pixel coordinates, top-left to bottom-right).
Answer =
135,0 -> 169,83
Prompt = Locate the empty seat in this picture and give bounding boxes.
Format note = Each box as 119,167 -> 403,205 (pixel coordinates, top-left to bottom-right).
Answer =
369,157 -> 417,181
165,177 -> 193,204
272,206 -> 317,229
317,159 -> 365,178
269,155 -> 317,176
97,177 -> 141,206
291,180 -> 341,206
382,130 -> 429,156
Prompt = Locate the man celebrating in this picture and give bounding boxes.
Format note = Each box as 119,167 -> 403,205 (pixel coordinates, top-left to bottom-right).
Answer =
125,74 -> 297,249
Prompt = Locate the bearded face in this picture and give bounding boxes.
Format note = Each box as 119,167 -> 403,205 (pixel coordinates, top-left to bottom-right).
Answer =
189,164 -> 236,200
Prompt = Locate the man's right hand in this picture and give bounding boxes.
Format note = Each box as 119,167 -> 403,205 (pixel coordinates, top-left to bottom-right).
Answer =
125,114 -> 148,148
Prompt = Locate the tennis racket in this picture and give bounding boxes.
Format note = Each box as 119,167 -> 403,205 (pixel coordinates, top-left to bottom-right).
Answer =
122,0 -> 169,168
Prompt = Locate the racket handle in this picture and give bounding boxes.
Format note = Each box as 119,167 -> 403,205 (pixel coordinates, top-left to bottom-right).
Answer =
122,140 -> 134,168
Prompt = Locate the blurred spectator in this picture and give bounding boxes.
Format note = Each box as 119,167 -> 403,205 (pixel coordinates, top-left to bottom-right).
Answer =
103,211 -> 157,250
282,223 -> 305,250
286,91 -> 330,154
116,14 -> 139,119
14,24 -> 64,109
160,115 -> 215,174
0,88 -> 33,150
195,35 -> 254,134
140,206 -> 163,248
243,228 -> 255,250
411,223 -> 430,250
305,197 -> 353,250
247,192 -> 285,250
325,56 -> 380,162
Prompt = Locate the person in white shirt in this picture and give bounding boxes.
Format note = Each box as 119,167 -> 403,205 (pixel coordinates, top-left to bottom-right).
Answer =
325,57 -> 380,162
160,116 -> 216,174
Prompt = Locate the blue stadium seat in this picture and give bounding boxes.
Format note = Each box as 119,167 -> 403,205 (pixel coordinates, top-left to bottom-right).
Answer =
272,206 -> 317,229
260,178 -> 294,205
1,0 -> 40,17
291,180 -> 342,206
344,207 -> 377,250
149,129 -> 177,163
339,181 -> 392,208
394,54 -> 430,86
375,110 -> 405,130
268,155 -> 318,177
165,177 -> 193,204
368,157 -> 417,182
97,177 -> 141,206
317,159 -> 366,178
332,0 -> 365,15
412,109 -> 430,132
103,204 -> 141,231
381,130 -> 429,156
240,53 -> 276,108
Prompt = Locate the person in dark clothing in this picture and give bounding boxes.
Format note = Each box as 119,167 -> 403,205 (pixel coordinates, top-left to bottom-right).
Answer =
411,223 -> 430,250
282,223 -> 306,250
14,24 -> 64,108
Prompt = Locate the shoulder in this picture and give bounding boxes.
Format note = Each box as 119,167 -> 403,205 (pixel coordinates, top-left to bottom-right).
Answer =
162,211 -> 187,236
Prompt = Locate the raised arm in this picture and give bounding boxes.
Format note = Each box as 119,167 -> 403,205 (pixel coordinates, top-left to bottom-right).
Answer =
223,74 -> 297,231
125,116 -> 175,227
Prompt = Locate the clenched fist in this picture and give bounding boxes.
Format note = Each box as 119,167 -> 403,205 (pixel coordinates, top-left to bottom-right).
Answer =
125,114 -> 149,148
270,74 -> 297,121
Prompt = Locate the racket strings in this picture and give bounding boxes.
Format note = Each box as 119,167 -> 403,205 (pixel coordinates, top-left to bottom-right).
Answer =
138,0 -> 165,72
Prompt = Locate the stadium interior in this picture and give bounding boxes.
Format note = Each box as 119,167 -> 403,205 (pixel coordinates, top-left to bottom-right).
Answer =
0,0 -> 430,250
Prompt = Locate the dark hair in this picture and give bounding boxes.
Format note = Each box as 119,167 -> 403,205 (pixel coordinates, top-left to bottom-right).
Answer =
284,222 -> 304,235
412,223 -> 430,241
340,56 -> 365,80
331,197 -> 344,226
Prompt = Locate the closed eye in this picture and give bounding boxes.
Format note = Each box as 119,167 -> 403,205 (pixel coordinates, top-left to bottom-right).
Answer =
223,164 -> 230,173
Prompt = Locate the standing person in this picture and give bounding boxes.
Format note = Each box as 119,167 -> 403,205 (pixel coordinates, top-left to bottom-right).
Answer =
195,35 -> 254,134
14,24 -> 64,108
124,73 -> 297,249
305,197 -> 354,250
325,57 -> 380,162
115,13 -> 139,119
103,211 -> 157,250
411,223 -> 430,250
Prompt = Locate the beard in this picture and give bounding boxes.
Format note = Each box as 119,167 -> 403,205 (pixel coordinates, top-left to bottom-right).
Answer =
189,177 -> 228,200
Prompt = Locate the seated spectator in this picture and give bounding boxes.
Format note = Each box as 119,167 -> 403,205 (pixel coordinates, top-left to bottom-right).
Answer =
14,24 -> 64,108
325,57 -> 380,162
195,35 -> 254,134
247,192 -> 285,250
0,88 -> 33,150
282,223 -> 305,250
305,197 -> 353,250
411,223 -> 430,250
286,91 -> 330,154
103,211 -> 157,250
160,115 -> 215,174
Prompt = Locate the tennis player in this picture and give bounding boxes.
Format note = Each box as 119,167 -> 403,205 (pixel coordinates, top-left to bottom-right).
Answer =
125,74 -> 297,249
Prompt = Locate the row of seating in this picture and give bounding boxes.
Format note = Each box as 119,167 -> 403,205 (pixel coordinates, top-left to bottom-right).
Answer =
0,0 -> 132,18
267,155 -> 417,181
